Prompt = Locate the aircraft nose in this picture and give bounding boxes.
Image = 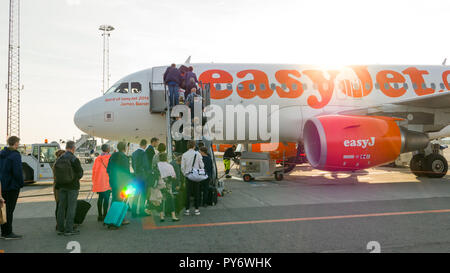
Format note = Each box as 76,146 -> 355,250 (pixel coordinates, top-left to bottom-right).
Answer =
74,103 -> 92,134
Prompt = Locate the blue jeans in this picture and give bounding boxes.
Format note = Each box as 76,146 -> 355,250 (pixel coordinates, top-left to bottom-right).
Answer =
57,189 -> 79,233
168,82 -> 179,107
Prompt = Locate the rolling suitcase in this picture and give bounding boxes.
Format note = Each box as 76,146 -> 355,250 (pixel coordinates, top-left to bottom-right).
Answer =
74,191 -> 94,225
104,200 -> 128,228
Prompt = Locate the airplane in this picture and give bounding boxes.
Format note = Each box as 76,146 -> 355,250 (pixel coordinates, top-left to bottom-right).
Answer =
74,63 -> 450,178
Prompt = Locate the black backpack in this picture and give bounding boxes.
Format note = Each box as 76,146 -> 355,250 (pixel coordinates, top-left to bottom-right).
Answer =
54,156 -> 75,185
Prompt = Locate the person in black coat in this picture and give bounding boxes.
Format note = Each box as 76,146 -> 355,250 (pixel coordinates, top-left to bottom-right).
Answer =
55,141 -> 84,236
0,136 -> 24,240
199,147 -> 213,207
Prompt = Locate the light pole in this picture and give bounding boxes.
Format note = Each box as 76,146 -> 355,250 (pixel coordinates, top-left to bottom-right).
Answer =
99,25 -> 114,95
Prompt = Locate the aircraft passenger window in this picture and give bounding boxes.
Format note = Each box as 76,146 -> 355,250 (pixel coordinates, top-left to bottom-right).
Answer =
281,84 -> 287,90
413,83 -> 418,90
431,83 -> 436,89
270,83 -> 276,90
131,82 -> 142,94
440,83 -> 445,89
114,82 -> 129,94
394,83 -> 399,89
384,83 -> 390,90
352,83 -> 358,90
422,83 -> 427,89
238,84 -> 244,90
303,83 -> 308,90
260,83 -> 266,90
292,84 -> 298,91
365,83 -> 371,90
227,84 -> 233,90
249,84 -> 255,91
403,83 -> 409,89
375,83 -> 380,89
215,84 -> 222,91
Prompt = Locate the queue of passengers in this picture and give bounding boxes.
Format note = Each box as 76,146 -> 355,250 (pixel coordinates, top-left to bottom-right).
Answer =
0,135 -> 214,239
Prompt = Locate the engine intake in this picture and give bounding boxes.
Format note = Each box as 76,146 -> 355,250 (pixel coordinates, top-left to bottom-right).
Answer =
303,115 -> 429,171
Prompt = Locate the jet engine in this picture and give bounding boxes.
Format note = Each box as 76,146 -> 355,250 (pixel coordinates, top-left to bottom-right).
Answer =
303,115 -> 429,171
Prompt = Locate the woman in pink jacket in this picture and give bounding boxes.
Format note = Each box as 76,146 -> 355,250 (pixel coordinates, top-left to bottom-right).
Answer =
92,144 -> 112,221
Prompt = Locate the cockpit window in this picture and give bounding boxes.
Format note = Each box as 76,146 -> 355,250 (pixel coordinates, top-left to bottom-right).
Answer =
105,82 -> 129,95
131,82 -> 142,94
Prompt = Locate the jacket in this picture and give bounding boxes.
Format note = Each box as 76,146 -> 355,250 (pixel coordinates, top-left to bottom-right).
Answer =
0,147 -> 24,191
56,151 -> 84,190
202,154 -> 213,179
107,151 -> 131,191
145,145 -> 156,170
224,147 -> 236,160
181,149 -> 204,175
132,148 -> 150,180
92,154 -> 112,193
163,67 -> 182,85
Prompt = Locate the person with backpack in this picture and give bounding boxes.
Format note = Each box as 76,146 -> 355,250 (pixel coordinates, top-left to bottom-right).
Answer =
107,142 -> 131,226
54,141 -> 84,236
184,66 -> 198,98
92,144 -> 112,222
181,141 -> 204,216
0,136 -> 24,240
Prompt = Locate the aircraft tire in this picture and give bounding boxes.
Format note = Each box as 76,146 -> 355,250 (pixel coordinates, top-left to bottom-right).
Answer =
424,154 -> 448,178
410,154 -> 426,177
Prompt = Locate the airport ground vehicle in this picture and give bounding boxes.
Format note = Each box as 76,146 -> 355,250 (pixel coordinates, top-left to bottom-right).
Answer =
20,143 -> 60,183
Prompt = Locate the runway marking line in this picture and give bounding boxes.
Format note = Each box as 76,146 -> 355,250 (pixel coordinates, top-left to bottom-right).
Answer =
142,208 -> 450,230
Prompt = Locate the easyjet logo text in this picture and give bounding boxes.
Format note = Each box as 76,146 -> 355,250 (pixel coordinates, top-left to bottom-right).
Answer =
344,137 -> 375,149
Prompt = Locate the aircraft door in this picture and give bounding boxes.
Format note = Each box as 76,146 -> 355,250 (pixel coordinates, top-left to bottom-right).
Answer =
150,67 -> 167,113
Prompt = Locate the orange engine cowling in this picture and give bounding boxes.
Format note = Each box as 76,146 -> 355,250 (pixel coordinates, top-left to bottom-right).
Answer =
303,115 -> 429,171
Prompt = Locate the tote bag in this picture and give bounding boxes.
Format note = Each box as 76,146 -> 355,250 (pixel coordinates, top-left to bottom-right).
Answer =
186,153 -> 208,182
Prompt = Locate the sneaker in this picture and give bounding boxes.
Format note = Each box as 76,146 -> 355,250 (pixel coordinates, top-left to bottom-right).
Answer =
194,209 -> 200,216
184,210 -> 190,216
64,230 -> 80,236
122,219 -> 130,225
4,233 -> 23,240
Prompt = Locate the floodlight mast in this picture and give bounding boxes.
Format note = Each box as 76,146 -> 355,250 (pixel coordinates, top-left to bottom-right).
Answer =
99,25 -> 115,95
6,0 -> 21,139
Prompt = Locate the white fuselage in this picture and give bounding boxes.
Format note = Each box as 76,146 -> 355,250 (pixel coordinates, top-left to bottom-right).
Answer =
74,63 -> 450,143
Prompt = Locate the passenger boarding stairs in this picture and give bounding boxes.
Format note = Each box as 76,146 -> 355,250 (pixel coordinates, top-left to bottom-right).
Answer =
149,74 -> 218,185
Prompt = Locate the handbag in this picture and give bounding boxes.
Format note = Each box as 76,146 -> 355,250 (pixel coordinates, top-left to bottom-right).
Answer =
0,203 -> 6,225
186,153 -> 208,182
149,187 -> 163,206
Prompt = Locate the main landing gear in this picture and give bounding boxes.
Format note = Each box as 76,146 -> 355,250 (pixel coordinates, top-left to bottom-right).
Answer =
410,143 -> 448,178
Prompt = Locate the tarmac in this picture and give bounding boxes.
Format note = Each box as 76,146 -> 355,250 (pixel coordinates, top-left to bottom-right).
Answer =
1,152 -> 450,253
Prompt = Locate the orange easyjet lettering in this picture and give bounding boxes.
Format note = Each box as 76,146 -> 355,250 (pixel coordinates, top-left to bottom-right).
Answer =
303,70 -> 339,109
198,69 -> 233,99
442,70 -> 450,91
376,70 -> 407,97
275,70 -> 304,98
236,70 -> 273,99
402,67 -> 435,96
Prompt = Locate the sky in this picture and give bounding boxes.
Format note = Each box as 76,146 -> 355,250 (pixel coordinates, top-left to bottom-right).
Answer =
1,0 -> 450,144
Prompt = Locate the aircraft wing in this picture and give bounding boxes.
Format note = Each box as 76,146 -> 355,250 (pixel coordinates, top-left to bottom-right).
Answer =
392,91 -> 450,109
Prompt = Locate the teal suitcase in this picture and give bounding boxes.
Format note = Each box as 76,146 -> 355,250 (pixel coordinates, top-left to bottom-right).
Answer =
104,201 -> 128,227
